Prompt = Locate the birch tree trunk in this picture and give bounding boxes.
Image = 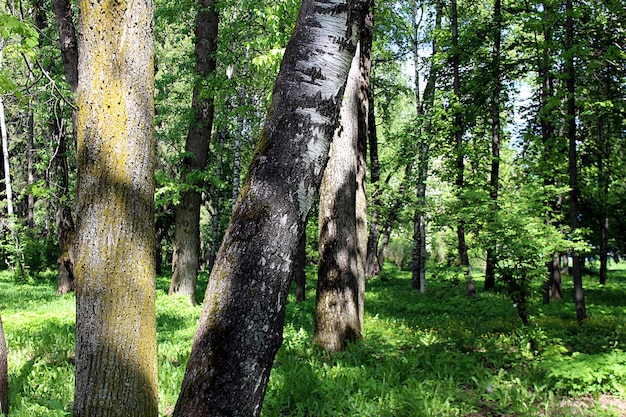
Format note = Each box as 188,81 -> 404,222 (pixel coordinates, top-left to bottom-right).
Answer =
170,0 -> 219,304
314,44 -> 366,353
73,0 -> 157,413
172,0 -> 369,414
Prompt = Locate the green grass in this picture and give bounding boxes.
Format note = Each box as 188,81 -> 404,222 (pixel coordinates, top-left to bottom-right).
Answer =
1,263 -> 625,416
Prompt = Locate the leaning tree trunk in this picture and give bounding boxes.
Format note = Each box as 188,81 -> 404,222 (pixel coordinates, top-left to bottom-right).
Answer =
565,0 -> 586,324
73,0 -> 157,413
170,0 -> 219,304
314,42 -> 367,353
172,0 -> 369,414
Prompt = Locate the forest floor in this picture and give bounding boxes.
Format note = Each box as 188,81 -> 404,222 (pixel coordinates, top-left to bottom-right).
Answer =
1,262 -> 625,416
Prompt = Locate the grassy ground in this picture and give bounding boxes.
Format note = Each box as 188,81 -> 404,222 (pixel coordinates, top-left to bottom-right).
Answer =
1,263 -> 625,416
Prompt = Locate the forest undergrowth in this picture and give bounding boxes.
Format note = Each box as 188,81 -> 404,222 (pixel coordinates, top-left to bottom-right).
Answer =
1,263 -> 625,416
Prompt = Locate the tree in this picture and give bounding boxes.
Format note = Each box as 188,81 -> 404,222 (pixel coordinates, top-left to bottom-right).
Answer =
172,0 -> 370,413
450,0 -> 474,296
170,0 -> 219,304
483,0 -> 502,291
565,0 -> 586,324
51,0 -> 79,295
313,38 -> 368,352
72,0 -> 157,413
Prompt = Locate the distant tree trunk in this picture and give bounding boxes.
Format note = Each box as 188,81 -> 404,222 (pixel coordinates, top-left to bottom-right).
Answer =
412,1 -> 440,292
0,314 -> 7,416
363,10 -> 381,279
597,119 -> 610,285
52,0 -> 78,295
73,0 -> 158,412
537,0 -> 563,303
172,0 -> 369,413
356,25 -> 371,327
170,0 -> 219,304
0,78 -> 25,278
295,229 -> 306,303
27,112 -> 35,228
484,0 -> 502,292
314,43 -> 365,353
206,130 -> 226,274
565,0 -> 586,324
451,0 -> 473,296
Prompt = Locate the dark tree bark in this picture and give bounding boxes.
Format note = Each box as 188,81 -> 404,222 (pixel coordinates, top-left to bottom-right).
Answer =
314,41 -> 367,353
537,1 -> 563,303
364,5 -> 380,278
73,0 -> 157,412
172,0 -> 369,414
484,0 -> 502,291
170,0 -> 219,304
451,0 -> 473,296
295,228 -> 306,303
51,0 -> 78,295
565,0 -> 586,324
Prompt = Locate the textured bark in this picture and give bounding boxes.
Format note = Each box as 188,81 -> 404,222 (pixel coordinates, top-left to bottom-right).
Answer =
364,6 -> 379,278
52,0 -> 78,294
0,314 -> 7,416
52,0 -> 78,92
295,229 -> 306,303
172,0 -> 368,414
170,0 -> 219,304
565,0 -> 586,324
73,0 -> 157,413
314,44 -> 366,353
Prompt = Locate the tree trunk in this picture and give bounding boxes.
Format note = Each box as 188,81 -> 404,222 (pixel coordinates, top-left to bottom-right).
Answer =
172,0 -> 369,413
484,0 -> 502,291
412,1 -> 440,292
0,314 -> 7,416
295,229 -> 306,303
73,0 -> 157,413
538,0 -> 563,303
314,43 -> 365,353
451,0 -> 473,296
565,0 -> 586,324
170,0 -> 219,304
364,8 -> 380,277
52,0 -> 78,295
0,75 -> 25,278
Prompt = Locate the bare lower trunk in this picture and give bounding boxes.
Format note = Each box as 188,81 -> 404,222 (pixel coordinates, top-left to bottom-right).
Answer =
170,0 -> 219,302
314,44 -> 365,353
73,0 -> 157,412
